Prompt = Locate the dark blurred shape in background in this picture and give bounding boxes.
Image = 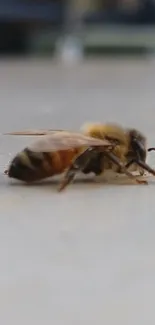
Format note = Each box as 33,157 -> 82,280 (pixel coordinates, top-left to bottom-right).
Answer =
0,0 -> 64,54
0,0 -> 155,55
84,0 -> 155,24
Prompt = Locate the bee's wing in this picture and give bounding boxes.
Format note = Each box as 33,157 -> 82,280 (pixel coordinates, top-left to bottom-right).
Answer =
3,129 -> 65,136
28,131 -> 113,152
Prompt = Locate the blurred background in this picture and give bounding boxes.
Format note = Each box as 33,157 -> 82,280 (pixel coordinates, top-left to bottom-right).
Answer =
1,0 -> 155,56
1,3 -> 155,324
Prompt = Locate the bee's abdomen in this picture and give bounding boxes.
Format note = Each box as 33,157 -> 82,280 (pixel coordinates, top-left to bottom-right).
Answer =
7,147 -> 79,182
7,148 -> 43,182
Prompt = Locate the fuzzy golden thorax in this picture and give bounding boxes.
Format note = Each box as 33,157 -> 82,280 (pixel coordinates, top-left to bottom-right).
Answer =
81,122 -> 128,158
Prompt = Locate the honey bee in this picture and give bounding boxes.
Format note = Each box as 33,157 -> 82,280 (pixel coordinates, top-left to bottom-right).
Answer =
4,127 -> 147,192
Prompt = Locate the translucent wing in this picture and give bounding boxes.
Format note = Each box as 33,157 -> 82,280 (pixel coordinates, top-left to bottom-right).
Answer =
3,129 -> 65,136
27,131 -> 113,152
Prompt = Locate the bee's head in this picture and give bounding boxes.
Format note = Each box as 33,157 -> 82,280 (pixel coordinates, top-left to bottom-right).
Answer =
127,128 -> 147,161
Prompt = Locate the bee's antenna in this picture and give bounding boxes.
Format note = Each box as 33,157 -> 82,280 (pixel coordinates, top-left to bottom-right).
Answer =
148,147 -> 155,152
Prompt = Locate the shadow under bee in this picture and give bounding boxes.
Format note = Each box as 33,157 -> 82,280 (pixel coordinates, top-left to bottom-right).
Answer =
6,171 -> 152,189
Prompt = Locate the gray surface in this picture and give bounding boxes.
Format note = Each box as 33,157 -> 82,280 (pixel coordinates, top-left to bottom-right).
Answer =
0,57 -> 155,324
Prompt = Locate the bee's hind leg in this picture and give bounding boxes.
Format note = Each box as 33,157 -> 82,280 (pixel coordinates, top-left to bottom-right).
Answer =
58,165 -> 78,192
58,147 -> 98,192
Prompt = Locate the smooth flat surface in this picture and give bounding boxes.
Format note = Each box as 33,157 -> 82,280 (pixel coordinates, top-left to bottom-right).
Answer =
0,57 -> 155,324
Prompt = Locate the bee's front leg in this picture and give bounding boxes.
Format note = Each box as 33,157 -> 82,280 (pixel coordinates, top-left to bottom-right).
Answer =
104,152 -> 148,185
125,159 -> 155,177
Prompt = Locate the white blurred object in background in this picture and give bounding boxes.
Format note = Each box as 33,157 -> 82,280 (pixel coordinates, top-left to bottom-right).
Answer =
55,35 -> 83,64
55,0 -> 85,64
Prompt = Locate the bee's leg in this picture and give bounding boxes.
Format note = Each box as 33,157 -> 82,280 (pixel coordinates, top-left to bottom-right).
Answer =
125,159 -> 144,176
104,152 -> 148,184
58,165 -> 78,192
58,147 -> 98,192
82,152 -> 104,176
125,159 -> 155,177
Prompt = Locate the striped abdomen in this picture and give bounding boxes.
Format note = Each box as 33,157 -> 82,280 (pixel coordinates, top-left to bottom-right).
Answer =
7,147 -> 80,182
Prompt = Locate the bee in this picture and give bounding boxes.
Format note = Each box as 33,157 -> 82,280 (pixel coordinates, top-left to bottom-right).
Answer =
4,127 -> 146,192
80,122 -> 155,179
